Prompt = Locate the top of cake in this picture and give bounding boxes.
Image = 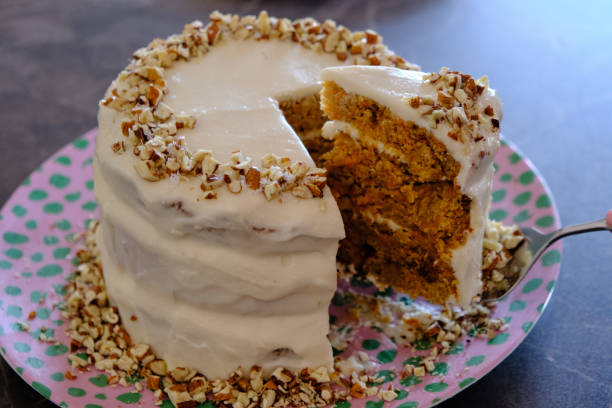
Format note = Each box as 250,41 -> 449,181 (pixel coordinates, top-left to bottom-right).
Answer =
96,11 -> 416,243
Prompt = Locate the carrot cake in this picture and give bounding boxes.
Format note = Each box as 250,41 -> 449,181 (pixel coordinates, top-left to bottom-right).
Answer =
319,66 -> 502,306
94,11 -> 414,380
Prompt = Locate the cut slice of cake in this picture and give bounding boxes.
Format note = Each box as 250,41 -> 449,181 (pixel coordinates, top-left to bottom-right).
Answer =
319,66 -> 503,306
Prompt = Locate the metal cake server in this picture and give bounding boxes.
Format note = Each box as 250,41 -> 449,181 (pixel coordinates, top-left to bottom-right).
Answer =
485,209 -> 612,301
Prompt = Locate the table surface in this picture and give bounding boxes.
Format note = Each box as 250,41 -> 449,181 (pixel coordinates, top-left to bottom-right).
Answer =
1,0 -> 611,407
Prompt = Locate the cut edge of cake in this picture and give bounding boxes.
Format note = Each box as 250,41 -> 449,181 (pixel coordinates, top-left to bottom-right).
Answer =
319,65 -> 503,306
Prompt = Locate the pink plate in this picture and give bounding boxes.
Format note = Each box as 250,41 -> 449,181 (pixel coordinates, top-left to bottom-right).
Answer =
0,130 -> 561,408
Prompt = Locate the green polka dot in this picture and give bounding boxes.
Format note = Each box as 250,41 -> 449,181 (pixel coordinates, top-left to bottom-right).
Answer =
49,174 -> 71,189
394,389 -> 409,400
499,173 -> 513,182
14,342 -> 31,352
89,374 -> 108,387
116,392 -> 142,404
365,401 -> 383,408
3,232 -> 28,245
68,387 -> 86,397
0,260 -> 12,269
14,366 -> 23,374
414,338 -> 431,351
536,215 -> 555,228
12,205 -> 27,217
43,235 -> 59,245
513,191 -> 532,206
54,284 -> 67,296
362,339 -> 380,350
50,372 -> 65,382
53,319 -> 64,326
30,327 -> 55,341
6,305 -> 22,318
537,303 -> 545,313
30,252 -> 43,262
491,189 -> 506,203
85,180 -> 94,190
82,157 -> 93,167
65,232 -> 76,241
403,356 -> 423,366
459,377 -> 476,388
522,278 -> 542,294
26,357 -> 45,368
397,403 -> 418,408
513,210 -> 531,223
444,342 -> 464,355
32,381 -> 51,399
5,248 -> 23,259
0,326 -> 4,336
21,177 -> 31,186
487,333 -> 510,345
376,349 -> 397,364
466,355 -> 485,366
518,170 -> 535,185
10,322 -> 27,332
28,189 -> 48,201
335,402 -> 351,408
508,152 -> 522,164
430,362 -> 448,376
375,370 -> 396,383
25,220 -> 37,230
59,403 -> 68,408
489,209 -> 508,221
424,382 -> 448,392
72,138 -> 89,149
536,194 -> 551,208
509,300 -> 526,311
94,393 -> 107,400
54,156 -> 72,166
37,308 -> 52,319
82,201 -> 98,211
522,321 -> 533,334
5,286 -> 21,296
87,404 -> 104,408
45,344 -> 68,356
400,375 -> 422,387
54,219 -> 72,230
64,192 -> 81,202
53,247 -> 70,259
541,250 -> 561,266
37,264 -> 62,277
43,202 -> 63,214
546,280 -> 555,292
21,272 -> 32,278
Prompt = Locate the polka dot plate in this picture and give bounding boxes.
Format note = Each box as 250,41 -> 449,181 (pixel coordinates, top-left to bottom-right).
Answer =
0,129 -> 561,408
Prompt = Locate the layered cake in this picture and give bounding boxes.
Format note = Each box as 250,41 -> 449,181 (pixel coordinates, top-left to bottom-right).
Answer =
94,12 -> 414,379
319,66 -> 502,306
94,10 -> 505,392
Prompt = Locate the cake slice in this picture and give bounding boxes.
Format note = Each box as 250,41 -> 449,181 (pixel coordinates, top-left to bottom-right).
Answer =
319,66 -> 502,306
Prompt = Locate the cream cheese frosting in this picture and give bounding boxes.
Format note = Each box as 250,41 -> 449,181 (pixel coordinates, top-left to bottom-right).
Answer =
95,40 -> 351,378
321,66 -> 503,305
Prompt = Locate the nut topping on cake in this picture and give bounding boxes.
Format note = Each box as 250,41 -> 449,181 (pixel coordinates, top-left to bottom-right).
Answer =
102,11 -> 419,201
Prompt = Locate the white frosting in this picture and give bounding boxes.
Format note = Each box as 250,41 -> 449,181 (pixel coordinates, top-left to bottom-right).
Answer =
321,66 -> 502,305
95,40 -> 348,378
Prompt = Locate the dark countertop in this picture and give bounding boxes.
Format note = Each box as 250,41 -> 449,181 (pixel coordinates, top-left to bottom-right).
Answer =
1,0 -> 610,407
